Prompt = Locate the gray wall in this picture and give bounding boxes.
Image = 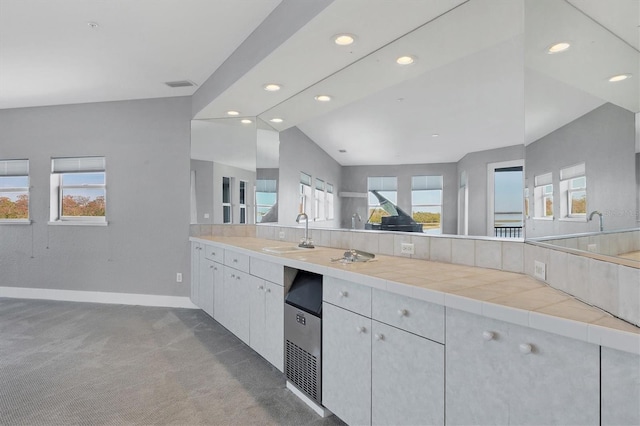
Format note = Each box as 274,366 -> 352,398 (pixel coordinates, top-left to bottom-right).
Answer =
0,97 -> 192,296
278,126 -> 342,227
340,163 -> 458,233
525,103 -> 636,238
457,144 -> 525,236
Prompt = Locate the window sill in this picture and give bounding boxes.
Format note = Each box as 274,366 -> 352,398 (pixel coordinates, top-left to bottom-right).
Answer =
559,217 -> 587,223
48,221 -> 108,227
0,219 -> 32,225
532,217 -> 554,221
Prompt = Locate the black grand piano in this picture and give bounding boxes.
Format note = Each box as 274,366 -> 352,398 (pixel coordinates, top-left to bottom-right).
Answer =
365,190 -> 423,233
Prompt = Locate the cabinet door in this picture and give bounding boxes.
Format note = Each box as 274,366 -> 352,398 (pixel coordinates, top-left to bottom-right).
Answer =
507,323 -> 599,426
190,243 -> 202,306
601,347 -> 640,426
445,309 -> 510,426
199,259 -> 215,317
264,281 -> 284,371
213,262 -> 224,324
322,302 -> 371,426
249,279 -> 266,357
371,321 -> 444,426
223,267 -> 254,345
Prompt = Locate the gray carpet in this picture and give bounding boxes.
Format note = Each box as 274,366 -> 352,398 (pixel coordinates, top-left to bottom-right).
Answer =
0,298 -> 345,426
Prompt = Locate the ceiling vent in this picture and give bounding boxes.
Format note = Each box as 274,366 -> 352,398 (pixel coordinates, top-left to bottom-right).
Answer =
164,80 -> 197,88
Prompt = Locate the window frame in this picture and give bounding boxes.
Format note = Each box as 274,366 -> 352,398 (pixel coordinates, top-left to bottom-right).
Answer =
367,176 -> 397,224
0,159 -> 30,224
411,175 -> 443,235
314,178 -> 325,221
50,157 -> 107,225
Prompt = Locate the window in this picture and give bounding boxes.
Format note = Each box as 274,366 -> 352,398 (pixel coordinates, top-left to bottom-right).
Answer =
256,179 -> 277,223
326,183 -> 334,220
560,163 -> 586,218
411,175 -> 443,234
0,159 -> 29,222
300,172 -> 312,216
367,176 -> 397,223
239,180 -> 247,224
50,157 -> 106,223
314,179 -> 325,221
222,176 -> 232,224
533,172 -> 553,219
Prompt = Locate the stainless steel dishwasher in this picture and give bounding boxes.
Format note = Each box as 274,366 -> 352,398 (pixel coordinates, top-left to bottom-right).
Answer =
284,271 -> 323,404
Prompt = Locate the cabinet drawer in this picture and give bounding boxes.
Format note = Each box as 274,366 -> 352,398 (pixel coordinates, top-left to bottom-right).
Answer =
323,276 -> 371,317
224,249 -> 250,273
372,288 -> 444,343
250,257 -> 283,285
204,244 -> 223,262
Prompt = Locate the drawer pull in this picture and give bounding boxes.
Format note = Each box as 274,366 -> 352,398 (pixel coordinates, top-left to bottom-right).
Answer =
519,343 -> 533,354
356,326 -> 366,334
233,258 -> 238,263
257,285 -> 264,290
209,265 -> 214,269
339,291 -> 349,298
266,288 -> 271,293
482,331 -> 496,341
397,309 -> 408,317
374,333 -> 385,341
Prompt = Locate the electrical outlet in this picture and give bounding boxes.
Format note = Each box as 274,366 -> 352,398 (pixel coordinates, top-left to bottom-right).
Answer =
534,261 -> 546,281
279,231 -> 285,240
176,273 -> 183,283
204,213 -> 210,219
401,243 -> 415,255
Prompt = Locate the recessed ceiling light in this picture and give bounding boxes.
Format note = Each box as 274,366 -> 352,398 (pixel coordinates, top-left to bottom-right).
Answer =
226,110 -> 240,116
333,34 -> 356,46
87,22 -> 99,29
263,83 -> 282,92
396,55 -> 416,65
269,118 -> 283,123
314,95 -> 332,102
608,73 -> 632,82
240,119 -> 253,124
547,42 -> 570,54
339,149 -> 347,153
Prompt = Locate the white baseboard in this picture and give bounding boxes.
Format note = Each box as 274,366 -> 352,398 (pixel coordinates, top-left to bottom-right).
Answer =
0,286 -> 198,309
286,381 -> 332,418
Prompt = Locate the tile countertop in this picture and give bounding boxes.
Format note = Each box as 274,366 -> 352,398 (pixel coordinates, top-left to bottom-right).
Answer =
190,236 -> 640,355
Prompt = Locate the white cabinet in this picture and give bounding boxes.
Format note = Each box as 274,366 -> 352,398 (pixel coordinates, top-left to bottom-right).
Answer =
198,258 -> 216,317
322,302 -> 372,426
371,320 -> 444,426
222,265 -> 254,345
323,286 -> 445,426
446,308 -> 600,426
250,280 -> 284,371
601,347 -> 640,425
190,242 -> 203,306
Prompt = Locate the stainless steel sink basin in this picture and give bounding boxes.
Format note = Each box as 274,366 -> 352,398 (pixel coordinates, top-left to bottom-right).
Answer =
262,246 -> 311,254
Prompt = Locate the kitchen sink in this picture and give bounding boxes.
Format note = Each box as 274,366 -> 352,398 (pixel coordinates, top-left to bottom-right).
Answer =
262,246 -> 312,254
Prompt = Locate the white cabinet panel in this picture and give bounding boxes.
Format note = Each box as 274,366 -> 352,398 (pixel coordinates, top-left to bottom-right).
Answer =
204,244 -> 223,263
190,242 -> 202,306
601,347 -> 640,426
371,320 -> 444,426
250,279 -> 267,358
223,266 -> 254,345
446,308 -> 599,426
371,288 -> 444,343
322,302 -> 371,426
264,281 -> 284,371
224,249 -> 250,273
250,257 -> 284,284
323,276 -> 371,317
199,259 -> 216,317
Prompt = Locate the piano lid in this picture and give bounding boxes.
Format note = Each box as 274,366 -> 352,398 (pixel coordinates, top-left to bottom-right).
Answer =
367,190 -> 423,233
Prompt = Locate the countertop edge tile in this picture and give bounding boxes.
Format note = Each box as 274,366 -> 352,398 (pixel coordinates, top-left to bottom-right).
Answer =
529,312 -> 589,342
444,294 -> 483,315
481,302 -> 530,327
413,286 -> 446,305
385,280 -> 415,297
588,324 -> 640,355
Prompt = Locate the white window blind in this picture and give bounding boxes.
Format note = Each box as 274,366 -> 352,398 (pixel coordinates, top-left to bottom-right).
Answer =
560,163 -> 585,181
534,172 -> 552,186
52,156 -> 105,173
412,175 -> 443,190
368,176 -> 397,191
0,159 -> 29,176
256,179 -> 277,193
300,172 -> 312,186
316,179 -> 325,191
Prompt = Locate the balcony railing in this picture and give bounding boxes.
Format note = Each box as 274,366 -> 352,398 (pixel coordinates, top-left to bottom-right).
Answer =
494,226 -> 523,238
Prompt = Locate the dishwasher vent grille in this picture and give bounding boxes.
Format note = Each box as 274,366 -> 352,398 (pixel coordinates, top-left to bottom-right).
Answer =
286,339 -> 318,401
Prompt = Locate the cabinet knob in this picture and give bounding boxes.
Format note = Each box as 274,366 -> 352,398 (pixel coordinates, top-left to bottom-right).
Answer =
374,333 -> 385,341
266,288 -> 271,293
339,291 -> 349,298
231,274 -> 235,278
236,276 -> 241,280
519,343 -> 533,354
257,285 -> 264,290
356,326 -> 366,334
482,331 -> 496,341
397,309 -> 408,317
214,267 -> 217,271
233,259 -> 238,263
209,265 -> 214,269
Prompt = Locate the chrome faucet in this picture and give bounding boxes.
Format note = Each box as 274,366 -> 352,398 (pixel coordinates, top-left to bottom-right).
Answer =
351,213 -> 362,230
589,210 -> 603,232
296,213 -> 314,248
